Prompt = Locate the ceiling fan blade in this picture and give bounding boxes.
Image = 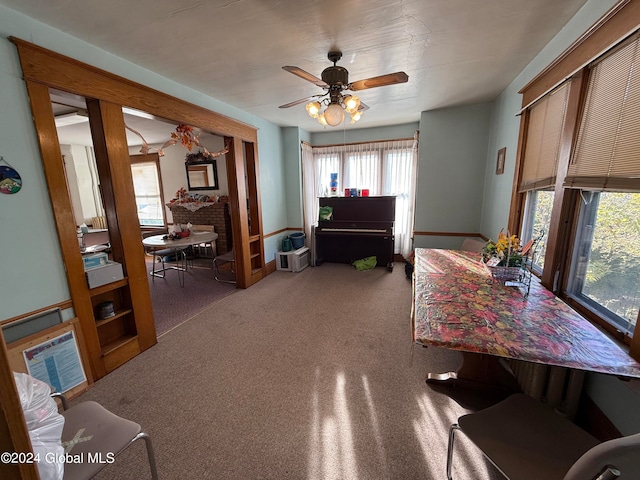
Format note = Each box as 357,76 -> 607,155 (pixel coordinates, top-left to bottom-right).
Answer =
358,101 -> 370,112
282,66 -> 328,88
278,95 -> 323,109
349,72 -> 409,91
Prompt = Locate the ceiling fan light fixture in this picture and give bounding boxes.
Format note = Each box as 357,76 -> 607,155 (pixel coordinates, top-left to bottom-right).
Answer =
306,101 -> 321,118
344,95 -> 360,113
281,50 -> 408,128
324,102 -> 345,126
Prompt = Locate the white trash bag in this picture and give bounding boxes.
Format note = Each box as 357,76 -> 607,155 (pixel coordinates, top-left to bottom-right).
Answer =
14,372 -> 65,480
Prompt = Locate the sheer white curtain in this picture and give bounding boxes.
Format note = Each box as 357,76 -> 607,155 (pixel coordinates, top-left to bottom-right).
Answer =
302,135 -> 418,257
301,142 -> 317,242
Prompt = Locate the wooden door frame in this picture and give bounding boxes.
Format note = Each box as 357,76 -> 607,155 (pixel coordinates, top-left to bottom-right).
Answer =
10,37 -> 263,289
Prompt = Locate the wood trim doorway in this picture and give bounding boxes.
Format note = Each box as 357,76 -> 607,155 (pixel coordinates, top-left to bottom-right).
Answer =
10,37 -> 266,290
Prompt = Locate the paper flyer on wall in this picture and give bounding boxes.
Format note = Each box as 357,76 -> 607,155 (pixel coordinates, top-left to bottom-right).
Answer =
23,331 -> 87,393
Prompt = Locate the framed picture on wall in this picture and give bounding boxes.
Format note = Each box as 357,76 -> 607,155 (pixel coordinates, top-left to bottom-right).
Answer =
496,147 -> 506,175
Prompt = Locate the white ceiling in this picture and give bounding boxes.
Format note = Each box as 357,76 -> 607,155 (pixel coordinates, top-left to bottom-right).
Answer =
3,0 -> 589,137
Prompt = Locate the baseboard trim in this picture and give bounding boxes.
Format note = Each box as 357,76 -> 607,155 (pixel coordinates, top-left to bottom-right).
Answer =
413,231 -> 489,241
265,259 -> 276,275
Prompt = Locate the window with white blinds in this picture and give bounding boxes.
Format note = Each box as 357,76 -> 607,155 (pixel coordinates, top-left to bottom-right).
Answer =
518,81 -> 570,192
566,35 -> 640,191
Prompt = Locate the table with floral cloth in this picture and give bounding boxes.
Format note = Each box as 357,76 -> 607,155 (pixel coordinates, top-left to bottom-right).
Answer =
412,248 -> 640,378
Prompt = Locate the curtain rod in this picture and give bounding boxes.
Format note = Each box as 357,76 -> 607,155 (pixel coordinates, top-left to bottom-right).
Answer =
301,135 -> 417,149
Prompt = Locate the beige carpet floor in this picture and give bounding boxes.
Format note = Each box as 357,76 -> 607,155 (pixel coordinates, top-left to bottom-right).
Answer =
76,263 -> 503,479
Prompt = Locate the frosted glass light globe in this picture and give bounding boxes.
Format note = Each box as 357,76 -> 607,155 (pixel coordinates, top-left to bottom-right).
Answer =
324,103 -> 345,126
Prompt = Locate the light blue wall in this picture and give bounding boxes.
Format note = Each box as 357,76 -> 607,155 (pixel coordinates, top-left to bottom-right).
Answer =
415,103 -> 492,250
257,122 -> 287,262
482,0 -> 640,434
0,33 -> 70,317
273,126 -> 311,252
0,5 -> 287,319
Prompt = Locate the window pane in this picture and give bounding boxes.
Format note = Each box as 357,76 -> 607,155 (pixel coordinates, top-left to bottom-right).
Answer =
573,192 -> 640,333
531,191 -> 554,268
344,151 -> 379,193
315,154 -> 341,197
522,190 -> 554,270
131,162 -> 164,226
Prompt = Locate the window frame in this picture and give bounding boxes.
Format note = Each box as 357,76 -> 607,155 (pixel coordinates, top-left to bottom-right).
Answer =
130,153 -> 167,229
520,189 -> 555,275
565,191 -> 639,337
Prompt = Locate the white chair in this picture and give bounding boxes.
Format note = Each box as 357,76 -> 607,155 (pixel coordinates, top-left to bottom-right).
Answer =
446,392 -> 640,480
51,392 -> 158,480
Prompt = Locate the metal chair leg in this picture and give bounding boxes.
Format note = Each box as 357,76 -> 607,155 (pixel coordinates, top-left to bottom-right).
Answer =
132,432 -> 158,480
150,250 -> 166,280
213,251 -> 236,284
177,248 -> 187,288
447,424 -> 460,480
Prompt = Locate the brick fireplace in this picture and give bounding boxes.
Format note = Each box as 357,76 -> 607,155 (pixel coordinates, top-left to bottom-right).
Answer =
168,202 -> 232,255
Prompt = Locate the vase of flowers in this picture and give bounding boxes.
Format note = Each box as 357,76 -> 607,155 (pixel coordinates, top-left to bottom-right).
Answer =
482,231 -> 526,283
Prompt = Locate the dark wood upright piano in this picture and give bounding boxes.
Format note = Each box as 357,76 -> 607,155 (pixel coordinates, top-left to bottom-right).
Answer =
314,196 -> 395,271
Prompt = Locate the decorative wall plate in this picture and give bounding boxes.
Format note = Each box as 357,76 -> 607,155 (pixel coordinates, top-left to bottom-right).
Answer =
0,157 -> 22,194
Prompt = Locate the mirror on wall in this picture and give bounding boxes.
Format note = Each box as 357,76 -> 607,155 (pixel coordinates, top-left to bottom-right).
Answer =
186,158 -> 219,190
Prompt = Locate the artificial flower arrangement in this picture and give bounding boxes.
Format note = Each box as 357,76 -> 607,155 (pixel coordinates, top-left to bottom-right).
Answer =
481,230 -> 541,293
171,124 -> 198,151
482,230 -> 531,268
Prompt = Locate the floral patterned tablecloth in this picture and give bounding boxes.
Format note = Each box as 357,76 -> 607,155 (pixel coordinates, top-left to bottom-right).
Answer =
412,248 -> 640,378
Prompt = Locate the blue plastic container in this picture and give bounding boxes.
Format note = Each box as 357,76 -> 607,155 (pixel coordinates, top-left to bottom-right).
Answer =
289,232 -> 306,249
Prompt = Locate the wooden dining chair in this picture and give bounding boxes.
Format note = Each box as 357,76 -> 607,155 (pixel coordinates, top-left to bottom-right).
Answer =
446,393 -> 640,480
51,392 -> 158,480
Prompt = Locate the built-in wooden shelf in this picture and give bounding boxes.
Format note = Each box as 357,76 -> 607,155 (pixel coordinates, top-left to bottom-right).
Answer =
101,335 -> 138,357
94,308 -> 133,328
89,277 -> 129,296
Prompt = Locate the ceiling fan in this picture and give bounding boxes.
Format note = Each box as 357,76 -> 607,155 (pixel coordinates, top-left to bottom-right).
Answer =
279,51 -> 408,126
